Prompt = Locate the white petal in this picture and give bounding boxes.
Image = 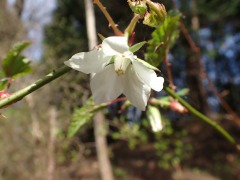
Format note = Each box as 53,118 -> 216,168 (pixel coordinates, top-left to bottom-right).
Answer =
123,66 -> 151,111
102,36 -> 129,56
90,64 -> 123,104
132,60 -> 164,91
64,48 -> 111,74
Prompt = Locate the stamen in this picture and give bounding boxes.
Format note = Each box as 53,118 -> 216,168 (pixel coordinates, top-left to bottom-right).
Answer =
114,54 -> 131,76
116,69 -> 125,75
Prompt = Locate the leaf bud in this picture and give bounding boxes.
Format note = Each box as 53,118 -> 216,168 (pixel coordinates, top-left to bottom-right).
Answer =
143,3 -> 167,27
128,0 -> 147,15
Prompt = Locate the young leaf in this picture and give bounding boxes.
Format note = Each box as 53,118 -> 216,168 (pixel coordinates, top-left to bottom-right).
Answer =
145,10 -> 181,67
67,97 -> 107,138
0,78 -> 8,91
176,88 -> 189,96
67,98 -> 95,138
2,42 -> 32,78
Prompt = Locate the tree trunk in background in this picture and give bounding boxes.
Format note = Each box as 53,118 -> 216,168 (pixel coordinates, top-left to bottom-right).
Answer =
25,94 -> 44,179
0,0 -> 24,58
94,112 -> 114,180
14,0 -> 24,17
84,0 -> 114,180
47,107 -> 57,180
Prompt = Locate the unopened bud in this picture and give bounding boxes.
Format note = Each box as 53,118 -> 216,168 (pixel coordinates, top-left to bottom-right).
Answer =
169,100 -> 188,114
0,91 -> 10,99
143,3 -> 167,27
128,0 -> 147,15
147,105 -> 163,132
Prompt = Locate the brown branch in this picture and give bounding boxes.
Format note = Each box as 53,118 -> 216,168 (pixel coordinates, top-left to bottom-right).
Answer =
171,0 -> 240,123
93,0 -> 123,36
163,47 -> 176,91
180,22 -> 240,125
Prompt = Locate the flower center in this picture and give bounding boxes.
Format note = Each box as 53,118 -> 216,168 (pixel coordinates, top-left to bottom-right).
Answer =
114,54 -> 131,76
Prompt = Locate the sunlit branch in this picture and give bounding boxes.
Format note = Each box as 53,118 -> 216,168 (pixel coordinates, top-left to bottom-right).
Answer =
0,66 -> 71,108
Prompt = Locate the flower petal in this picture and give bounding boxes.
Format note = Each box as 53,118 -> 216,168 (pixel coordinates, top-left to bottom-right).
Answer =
90,64 -> 123,104
123,66 -> 151,111
102,36 -> 129,56
64,48 -> 111,74
132,60 -> 164,91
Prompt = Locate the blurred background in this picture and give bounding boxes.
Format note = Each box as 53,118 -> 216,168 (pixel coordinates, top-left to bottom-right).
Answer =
0,0 -> 240,179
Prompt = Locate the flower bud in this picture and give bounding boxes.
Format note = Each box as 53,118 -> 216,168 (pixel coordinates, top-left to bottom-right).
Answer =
128,0 -> 147,15
169,100 -> 188,114
147,105 -> 163,132
143,3 -> 167,27
0,90 -> 10,99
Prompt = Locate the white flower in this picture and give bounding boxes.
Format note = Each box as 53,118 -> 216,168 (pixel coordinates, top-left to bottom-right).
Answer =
65,36 -> 164,110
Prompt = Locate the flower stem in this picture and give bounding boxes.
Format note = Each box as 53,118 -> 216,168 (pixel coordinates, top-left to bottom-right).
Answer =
0,66 -> 71,108
164,86 -> 236,145
93,0 -> 123,36
124,13 -> 142,37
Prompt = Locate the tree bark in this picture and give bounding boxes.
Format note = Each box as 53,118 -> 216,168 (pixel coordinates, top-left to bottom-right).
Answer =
47,107 -> 57,180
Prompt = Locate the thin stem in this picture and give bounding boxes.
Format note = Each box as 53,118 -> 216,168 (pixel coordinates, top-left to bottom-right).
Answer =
164,86 -> 236,145
0,66 -> 71,108
163,47 -> 175,90
180,22 -> 240,124
124,13 -> 142,37
93,0 -> 123,36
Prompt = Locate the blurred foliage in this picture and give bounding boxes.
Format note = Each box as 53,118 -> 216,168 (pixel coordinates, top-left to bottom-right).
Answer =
197,0 -> 240,22
145,10 -> 181,67
153,119 -> 191,169
1,42 -> 32,78
110,116 -> 191,169
111,118 -> 148,150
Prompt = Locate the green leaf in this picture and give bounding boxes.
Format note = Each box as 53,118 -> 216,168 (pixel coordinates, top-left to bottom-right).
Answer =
2,42 -> 32,78
0,78 -> 8,91
67,98 -> 95,138
129,41 -> 146,53
176,88 -> 189,96
145,10 -> 181,67
67,97 -> 107,138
